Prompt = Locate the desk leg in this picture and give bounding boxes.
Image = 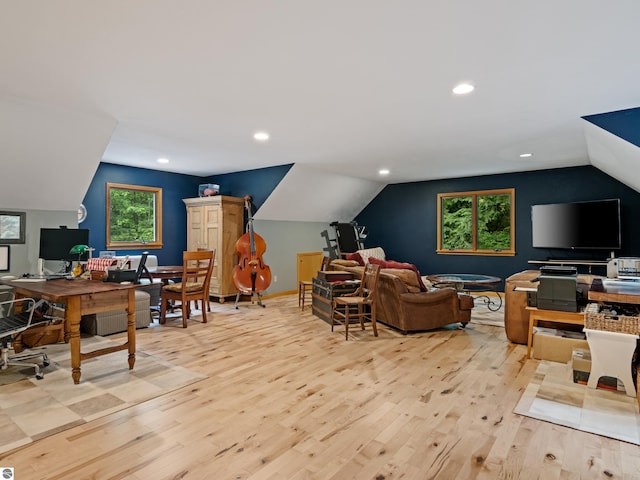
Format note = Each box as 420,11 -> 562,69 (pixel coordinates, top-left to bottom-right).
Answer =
67,296 -> 82,384
527,314 -> 536,359
127,288 -> 136,370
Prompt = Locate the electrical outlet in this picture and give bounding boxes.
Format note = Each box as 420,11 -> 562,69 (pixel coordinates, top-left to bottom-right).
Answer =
273,275 -> 278,282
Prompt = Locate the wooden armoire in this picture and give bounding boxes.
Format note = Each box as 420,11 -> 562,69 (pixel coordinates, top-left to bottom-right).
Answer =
183,196 -> 244,303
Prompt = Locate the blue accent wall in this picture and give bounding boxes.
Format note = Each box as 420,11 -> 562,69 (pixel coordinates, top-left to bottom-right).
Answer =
583,107 -> 640,148
205,164 -> 293,210
355,165 -> 640,287
81,162 -> 203,266
81,162 -> 292,266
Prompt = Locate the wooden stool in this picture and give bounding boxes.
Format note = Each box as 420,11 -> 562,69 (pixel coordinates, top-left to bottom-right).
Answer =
299,280 -> 313,310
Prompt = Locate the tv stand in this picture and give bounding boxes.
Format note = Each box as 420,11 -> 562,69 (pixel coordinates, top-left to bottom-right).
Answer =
528,259 -> 608,274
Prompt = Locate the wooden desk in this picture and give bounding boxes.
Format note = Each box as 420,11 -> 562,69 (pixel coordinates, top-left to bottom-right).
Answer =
148,265 -> 183,282
588,289 -> 640,305
0,278 -> 136,384
526,306 -> 585,359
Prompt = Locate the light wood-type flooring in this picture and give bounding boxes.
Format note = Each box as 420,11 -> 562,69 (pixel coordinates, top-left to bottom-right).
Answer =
3,294 -> 640,479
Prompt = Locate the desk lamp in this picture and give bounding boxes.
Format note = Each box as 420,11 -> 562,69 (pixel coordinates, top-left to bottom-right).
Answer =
69,244 -> 94,277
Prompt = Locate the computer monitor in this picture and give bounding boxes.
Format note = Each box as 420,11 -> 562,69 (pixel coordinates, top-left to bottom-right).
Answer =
39,228 -> 90,273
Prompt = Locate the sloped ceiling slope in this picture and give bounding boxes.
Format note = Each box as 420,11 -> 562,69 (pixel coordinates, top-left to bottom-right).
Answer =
0,95 -> 116,211
583,108 -> 640,148
2,1 -> 640,189
255,164 -> 385,222
583,120 -> 640,193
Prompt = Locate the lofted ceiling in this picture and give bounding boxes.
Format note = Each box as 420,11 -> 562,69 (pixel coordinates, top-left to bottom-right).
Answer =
1,1 -> 640,216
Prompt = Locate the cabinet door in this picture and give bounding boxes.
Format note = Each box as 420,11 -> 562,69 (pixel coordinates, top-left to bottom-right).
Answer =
203,205 -> 221,291
216,203 -> 243,296
297,252 -> 324,283
186,205 -> 206,249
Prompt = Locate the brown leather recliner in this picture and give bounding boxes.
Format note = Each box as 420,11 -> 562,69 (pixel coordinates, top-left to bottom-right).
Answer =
331,263 -> 474,333
377,272 -> 474,333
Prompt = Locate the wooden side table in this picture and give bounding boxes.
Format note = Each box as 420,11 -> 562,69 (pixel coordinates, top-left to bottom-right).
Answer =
526,306 -> 585,359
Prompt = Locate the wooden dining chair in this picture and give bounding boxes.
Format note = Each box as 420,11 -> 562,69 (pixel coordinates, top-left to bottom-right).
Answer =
299,255 -> 331,310
332,263 -> 381,340
197,247 -> 214,312
160,250 -> 215,328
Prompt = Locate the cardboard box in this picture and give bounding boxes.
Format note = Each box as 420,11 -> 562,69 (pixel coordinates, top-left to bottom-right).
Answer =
532,327 -> 589,363
570,347 -> 625,391
572,348 -> 591,384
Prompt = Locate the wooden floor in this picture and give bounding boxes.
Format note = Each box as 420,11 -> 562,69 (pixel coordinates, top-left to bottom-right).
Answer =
3,294 -> 639,479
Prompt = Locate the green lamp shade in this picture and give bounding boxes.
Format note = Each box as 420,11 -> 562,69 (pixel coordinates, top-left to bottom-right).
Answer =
69,244 -> 90,255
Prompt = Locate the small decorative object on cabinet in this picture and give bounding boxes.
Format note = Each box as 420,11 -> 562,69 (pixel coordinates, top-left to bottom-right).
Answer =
184,196 -> 244,303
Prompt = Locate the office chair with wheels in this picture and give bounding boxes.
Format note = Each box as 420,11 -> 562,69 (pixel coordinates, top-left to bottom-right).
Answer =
0,297 -> 50,379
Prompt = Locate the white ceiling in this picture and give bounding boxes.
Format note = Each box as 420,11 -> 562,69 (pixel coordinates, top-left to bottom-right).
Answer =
1,1 -> 640,214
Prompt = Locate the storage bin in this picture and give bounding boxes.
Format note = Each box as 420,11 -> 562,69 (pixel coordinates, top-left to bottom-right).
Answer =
585,303 -> 640,335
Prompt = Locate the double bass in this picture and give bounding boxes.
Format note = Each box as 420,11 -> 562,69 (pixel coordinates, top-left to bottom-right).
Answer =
232,195 -> 272,295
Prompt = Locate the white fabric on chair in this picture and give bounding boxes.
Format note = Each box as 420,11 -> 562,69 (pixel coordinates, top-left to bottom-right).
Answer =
356,247 -> 386,263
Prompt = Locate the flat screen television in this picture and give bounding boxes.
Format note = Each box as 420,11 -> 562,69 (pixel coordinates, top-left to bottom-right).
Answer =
39,227 -> 90,262
531,198 -> 621,250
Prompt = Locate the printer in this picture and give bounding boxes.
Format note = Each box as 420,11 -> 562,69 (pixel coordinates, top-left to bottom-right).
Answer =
536,265 -> 579,312
616,257 -> 640,279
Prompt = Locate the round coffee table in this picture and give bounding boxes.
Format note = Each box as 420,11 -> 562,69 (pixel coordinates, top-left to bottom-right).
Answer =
427,273 -> 503,311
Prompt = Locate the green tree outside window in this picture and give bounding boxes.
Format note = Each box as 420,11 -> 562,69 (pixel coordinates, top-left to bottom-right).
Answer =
438,188 -> 514,256
106,183 -> 163,249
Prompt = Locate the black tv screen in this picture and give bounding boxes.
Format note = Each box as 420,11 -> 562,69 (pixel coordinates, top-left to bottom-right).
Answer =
39,228 -> 90,261
531,198 -> 621,250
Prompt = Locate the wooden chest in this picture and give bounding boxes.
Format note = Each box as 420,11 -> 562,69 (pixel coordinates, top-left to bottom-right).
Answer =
311,277 -> 360,324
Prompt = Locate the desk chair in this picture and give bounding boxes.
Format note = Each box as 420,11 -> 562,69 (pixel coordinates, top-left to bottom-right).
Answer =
1,297 -> 49,379
332,263 -> 380,340
299,256 -> 331,310
160,250 -> 215,328
197,247 -> 214,313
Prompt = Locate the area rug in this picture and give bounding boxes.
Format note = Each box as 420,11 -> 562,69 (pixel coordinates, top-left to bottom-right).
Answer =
0,336 -> 207,454
514,360 -> 640,445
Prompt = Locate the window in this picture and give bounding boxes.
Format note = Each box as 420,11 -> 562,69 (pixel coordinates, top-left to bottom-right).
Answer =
106,183 -> 163,249
437,188 -> 514,256
0,211 -> 25,244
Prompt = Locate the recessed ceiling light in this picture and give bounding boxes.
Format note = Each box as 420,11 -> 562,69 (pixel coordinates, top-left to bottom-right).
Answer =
157,158 -> 169,164
254,131 -> 270,141
452,83 -> 475,95
379,169 -> 390,175
519,153 -> 533,158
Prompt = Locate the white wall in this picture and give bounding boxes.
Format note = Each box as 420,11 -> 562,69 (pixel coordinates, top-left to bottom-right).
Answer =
252,219 -> 332,294
2,209 -> 77,276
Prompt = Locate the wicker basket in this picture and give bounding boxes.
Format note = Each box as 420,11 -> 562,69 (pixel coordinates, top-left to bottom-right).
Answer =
584,303 -> 640,335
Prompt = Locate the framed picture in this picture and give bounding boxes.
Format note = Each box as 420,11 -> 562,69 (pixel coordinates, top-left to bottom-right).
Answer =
0,211 -> 26,244
0,245 -> 9,271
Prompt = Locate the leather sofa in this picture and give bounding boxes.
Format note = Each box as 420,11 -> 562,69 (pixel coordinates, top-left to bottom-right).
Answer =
330,261 -> 474,333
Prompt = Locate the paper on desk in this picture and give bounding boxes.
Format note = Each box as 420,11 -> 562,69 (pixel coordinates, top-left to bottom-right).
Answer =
514,286 -> 537,292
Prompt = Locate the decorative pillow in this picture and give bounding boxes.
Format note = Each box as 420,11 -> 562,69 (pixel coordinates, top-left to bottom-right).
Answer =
345,252 -> 364,265
331,259 -> 361,267
368,257 -> 428,292
355,247 -> 386,264
381,268 -> 422,293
